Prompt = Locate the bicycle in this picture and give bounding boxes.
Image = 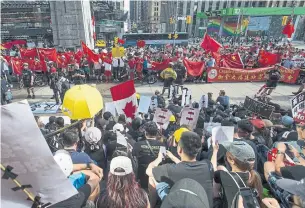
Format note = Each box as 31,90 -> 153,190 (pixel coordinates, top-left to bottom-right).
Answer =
19,73 -> 47,89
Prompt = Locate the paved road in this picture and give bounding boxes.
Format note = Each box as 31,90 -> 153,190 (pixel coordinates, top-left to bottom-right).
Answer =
12,81 -> 299,112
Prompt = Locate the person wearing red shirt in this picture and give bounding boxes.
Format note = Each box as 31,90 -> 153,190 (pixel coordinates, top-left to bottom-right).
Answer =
128,56 -> 136,80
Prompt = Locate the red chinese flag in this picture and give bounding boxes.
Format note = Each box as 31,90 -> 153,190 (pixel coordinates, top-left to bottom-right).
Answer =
151,59 -> 170,71
221,53 -> 244,68
11,58 -> 23,75
258,50 -> 278,67
200,33 -> 222,52
110,80 -> 137,120
118,38 -> 125,45
81,41 -> 99,63
137,40 -> 145,48
20,48 -> 38,59
183,59 -> 205,77
282,19 -> 295,38
38,48 -> 57,62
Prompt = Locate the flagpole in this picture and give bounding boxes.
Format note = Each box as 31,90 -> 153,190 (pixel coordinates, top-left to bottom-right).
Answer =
234,9 -> 241,46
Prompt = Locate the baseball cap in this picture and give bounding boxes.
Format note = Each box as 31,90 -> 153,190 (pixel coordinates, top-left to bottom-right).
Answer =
161,178 -> 209,208
113,123 -> 125,133
53,150 -> 73,177
250,119 -> 265,129
110,156 -> 133,176
84,127 -> 102,144
237,119 -> 254,133
282,115 -> 294,127
276,178 -> 305,200
222,141 -> 255,163
174,127 -> 189,143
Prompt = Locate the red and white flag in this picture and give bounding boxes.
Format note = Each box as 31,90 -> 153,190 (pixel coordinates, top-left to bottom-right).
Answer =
110,80 -> 138,120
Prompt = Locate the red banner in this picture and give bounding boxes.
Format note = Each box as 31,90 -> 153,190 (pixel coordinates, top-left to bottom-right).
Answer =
207,66 -> 299,84
2,40 -> 27,49
38,48 -> 57,62
183,59 -> 205,77
20,48 -> 38,59
151,59 -> 170,71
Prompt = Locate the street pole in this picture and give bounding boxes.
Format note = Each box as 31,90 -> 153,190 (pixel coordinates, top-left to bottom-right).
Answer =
234,9 -> 241,45
239,9 -> 244,45
173,0 -> 178,48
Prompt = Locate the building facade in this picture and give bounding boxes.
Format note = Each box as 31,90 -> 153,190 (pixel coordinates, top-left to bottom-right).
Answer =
159,0 -> 305,37
1,1 -> 53,47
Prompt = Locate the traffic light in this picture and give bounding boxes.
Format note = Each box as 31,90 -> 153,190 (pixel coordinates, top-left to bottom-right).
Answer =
114,37 -> 118,44
168,33 -> 172,39
186,15 -> 192,24
169,17 -> 174,24
173,33 -> 178,39
282,16 -> 288,26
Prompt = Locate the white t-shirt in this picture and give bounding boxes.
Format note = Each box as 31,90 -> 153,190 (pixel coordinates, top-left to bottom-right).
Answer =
104,62 -> 111,71
112,58 -> 118,67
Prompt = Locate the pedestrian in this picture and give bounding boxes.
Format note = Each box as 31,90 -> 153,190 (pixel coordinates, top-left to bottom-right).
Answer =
22,63 -> 35,99
72,64 -> 85,85
160,63 -> 177,98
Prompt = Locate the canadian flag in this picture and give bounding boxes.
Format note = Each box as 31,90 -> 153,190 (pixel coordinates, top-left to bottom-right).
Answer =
110,80 -> 138,120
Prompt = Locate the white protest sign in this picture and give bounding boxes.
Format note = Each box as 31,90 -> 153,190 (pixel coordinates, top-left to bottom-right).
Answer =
290,92 -> 305,117
138,96 -> 151,113
1,101 -> 77,208
212,126 -> 234,145
199,95 -> 208,109
204,122 -> 221,133
150,96 -> 158,111
105,102 -> 117,116
153,108 -> 172,129
182,88 -> 192,106
180,107 -> 200,130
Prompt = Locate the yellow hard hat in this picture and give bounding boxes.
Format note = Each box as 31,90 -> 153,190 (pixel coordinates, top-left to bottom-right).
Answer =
169,115 -> 176,122
173,127 -> 189,143
136,93 -> 140,99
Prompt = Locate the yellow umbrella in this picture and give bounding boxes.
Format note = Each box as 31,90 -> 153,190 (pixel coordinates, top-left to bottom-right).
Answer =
62,84 -> 103,120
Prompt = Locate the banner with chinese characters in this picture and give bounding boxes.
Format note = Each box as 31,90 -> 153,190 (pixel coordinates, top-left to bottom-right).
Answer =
290,92 -> 305,117
207,66 -> 300,84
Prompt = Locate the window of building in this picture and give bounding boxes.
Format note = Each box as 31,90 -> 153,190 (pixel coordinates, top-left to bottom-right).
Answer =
268,1 -> 272,7
282,1 -> 287,7
216,1 -> 220,10
223,1 -> 227,8
258,1 -> 266,7
231,1 -> 235,7
300,1 -> 305,7
238,2 -> 241,7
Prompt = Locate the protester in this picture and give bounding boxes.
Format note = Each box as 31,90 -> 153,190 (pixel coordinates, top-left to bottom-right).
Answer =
97,156 -> 149,208
160,63 -> 177,98
216,90 -> 230,109
22,62 -> 35,99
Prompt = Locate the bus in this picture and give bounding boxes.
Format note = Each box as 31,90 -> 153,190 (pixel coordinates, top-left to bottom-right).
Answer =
122,32 -> 189,47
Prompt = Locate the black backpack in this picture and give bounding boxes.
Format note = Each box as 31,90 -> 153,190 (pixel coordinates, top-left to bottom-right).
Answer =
227,172 -> 260,208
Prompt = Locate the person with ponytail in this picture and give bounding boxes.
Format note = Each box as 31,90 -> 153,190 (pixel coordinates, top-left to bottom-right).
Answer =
97,156 -> 149,208
211,141 -> 263,208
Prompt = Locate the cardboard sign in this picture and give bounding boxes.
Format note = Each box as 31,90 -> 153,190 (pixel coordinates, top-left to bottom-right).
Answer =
153,108 -> 172,129
180,107 -> 200,130
199,95 -> 208,109
138,96 -> 151,113
105,102 -> 117,116
243,96 -> 275,119
290,92 -> 305,117
212,126 -> 234,145
150,96 -> 158,111
1,101 -> 77,208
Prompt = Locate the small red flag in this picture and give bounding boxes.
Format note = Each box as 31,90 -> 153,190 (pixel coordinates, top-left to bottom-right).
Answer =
282,19 -> 295,38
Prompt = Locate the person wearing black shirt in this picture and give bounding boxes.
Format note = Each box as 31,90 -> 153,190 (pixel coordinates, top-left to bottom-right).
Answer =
22,63 -> 35,99
211,141 -> 263,208
146,131 -> 213,208
132,121 -> 165,189
173,61 -> 187,94
264,64 -> 281,95
72,64 -> 85,85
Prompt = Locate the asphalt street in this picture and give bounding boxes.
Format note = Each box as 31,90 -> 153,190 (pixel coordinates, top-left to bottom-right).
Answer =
11,81 -> 298,112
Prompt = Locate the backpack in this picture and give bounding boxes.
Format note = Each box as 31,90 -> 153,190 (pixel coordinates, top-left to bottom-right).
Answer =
227,172 -> 260,208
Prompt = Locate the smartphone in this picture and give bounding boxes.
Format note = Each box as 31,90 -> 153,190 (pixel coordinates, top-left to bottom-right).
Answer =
160,146 -> 166,159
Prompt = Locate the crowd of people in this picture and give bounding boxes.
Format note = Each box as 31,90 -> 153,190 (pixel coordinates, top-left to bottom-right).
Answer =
33,82 -> 305,208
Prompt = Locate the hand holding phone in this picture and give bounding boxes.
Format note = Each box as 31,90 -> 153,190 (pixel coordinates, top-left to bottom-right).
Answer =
160,146 -> 166,160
